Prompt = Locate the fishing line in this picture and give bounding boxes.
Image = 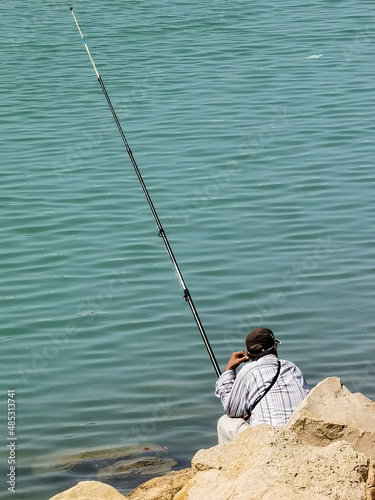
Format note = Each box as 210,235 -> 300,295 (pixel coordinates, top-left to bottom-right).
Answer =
70,8 -> 221,377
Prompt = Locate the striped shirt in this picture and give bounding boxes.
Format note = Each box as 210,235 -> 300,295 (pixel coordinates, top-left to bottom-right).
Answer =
215,354 -> 309,427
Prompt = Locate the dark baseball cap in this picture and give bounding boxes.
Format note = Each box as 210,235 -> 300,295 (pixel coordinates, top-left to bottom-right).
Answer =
246,328 -> 281,351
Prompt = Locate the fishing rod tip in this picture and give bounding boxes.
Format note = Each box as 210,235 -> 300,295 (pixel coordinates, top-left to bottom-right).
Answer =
70,6 -> 73,11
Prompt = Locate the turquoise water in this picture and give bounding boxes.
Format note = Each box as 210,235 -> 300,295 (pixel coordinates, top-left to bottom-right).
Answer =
1,0 -> 375,497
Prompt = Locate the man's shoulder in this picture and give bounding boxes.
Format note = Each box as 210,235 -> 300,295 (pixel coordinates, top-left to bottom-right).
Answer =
278,358 -> 297,367
237,355 -> 278,377
279,358 -> 305,375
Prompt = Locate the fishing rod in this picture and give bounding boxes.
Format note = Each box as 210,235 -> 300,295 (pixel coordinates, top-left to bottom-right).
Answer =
70,7 -> 221,377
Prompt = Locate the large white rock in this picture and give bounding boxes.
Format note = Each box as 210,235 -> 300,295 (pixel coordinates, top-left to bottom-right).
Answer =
188,425 -> 369,500
49,481 -> 126,500
175,468 -> 330,500
285,376 -> 375,460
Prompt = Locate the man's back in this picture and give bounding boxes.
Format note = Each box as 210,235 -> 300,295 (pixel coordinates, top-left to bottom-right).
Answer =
215,354 -> 309,427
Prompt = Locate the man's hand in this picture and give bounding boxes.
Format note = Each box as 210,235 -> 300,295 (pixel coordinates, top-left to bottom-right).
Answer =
225,350 -> 249,371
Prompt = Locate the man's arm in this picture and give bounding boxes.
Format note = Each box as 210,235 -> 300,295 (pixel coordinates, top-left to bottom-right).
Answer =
215,350 -> 250,418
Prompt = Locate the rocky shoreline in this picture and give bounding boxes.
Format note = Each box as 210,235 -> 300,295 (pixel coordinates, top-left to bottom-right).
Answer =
50,377 -> 375,500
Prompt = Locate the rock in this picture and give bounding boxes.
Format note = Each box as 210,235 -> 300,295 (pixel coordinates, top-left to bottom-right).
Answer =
190,425 -> 370,500
124,468 -> 195,500
285,377 -> 375,460
98,457 -> 177,480
35,443 -> 168,475
174,468 -> 330,500
43,443 -> 178,498
49,480 -> 126,499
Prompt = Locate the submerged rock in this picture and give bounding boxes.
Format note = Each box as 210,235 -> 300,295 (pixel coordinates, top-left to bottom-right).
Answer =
98,457 -> 177,480
36,442 -> 177,493
34,442 -> 171,476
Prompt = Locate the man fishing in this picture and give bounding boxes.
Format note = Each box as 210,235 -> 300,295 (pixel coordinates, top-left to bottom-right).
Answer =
215,327 -> 309,443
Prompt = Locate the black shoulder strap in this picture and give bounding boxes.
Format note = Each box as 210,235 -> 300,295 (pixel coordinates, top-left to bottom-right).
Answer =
247,359 -> 281,414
